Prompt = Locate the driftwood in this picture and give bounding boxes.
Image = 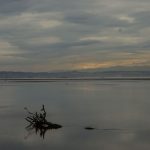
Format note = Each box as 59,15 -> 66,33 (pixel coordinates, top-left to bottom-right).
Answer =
25,105 -> 62,138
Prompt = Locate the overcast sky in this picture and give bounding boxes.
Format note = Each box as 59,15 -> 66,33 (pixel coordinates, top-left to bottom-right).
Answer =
0,0 -> 150,71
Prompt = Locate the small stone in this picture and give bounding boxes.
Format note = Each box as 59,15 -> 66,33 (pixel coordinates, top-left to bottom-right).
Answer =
84,127 -> 95,130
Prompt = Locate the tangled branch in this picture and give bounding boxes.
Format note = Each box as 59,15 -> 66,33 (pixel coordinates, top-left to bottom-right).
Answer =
25,105 -> 62,138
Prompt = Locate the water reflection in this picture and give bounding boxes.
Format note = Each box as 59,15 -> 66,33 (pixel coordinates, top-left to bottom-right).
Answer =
25,122 -> 54,139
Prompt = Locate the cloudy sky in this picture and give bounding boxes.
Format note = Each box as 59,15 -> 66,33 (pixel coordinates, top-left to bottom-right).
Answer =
0,0 -> 150,71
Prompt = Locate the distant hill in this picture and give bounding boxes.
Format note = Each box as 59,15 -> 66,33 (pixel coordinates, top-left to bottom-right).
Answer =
0,70 -> 150,79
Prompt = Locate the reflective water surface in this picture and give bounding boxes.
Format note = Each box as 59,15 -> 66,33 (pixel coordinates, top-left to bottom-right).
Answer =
0,80 -> 150,150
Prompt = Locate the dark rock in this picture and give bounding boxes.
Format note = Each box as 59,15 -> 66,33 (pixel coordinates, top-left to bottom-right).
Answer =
84,127 -> 95,130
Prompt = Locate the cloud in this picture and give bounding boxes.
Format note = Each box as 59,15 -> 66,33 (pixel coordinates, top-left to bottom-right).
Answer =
0,0 -> 150,71
0,0 -> 31,14
74,58 -> 150,70
0,40 -> 20,56
73,51 -> 150,70
80,35 -> 144,45
27,37 -> 62,45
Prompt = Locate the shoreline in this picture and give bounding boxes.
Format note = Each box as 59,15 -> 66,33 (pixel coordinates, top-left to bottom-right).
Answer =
0,77 -> 150,82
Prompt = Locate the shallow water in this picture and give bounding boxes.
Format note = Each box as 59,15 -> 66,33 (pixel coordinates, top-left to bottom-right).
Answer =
0,80 -> 150,150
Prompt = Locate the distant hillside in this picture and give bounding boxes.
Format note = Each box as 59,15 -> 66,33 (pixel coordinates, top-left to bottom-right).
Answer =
0,71 -> 150,79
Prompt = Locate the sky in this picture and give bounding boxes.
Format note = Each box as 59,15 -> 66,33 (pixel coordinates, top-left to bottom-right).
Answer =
0,0 -> 150,72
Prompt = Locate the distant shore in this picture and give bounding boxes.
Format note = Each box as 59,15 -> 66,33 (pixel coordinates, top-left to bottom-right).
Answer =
0,77 -> 150,82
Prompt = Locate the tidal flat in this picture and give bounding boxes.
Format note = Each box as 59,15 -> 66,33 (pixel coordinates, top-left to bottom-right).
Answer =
0,80 -> 150,150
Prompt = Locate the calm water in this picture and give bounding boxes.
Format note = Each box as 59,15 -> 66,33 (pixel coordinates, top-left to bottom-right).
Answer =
0,80 -> 150,150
